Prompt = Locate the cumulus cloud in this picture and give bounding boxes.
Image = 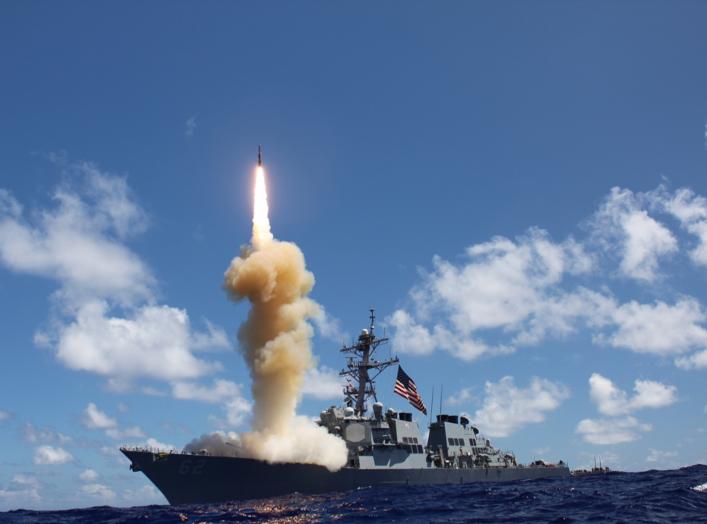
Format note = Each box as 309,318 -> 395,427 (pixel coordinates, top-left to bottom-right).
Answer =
172,379 -> 251,427
588,373 -> 678,416
675,349 -> 707,370
83,403 -> 117,429
33,445 -> 73,465
653,186 -> 707,266
301,366 -> 344,400
472,376 -> 570,437
58,301 -> 222,381
82,402 -> 147,440
575,416 -> 652,445
190,320 -> 230,352
578,373 -> 676,445
390,229 -> 593,361
646,448 -> 678,465
311,307 -> 347,342
446,387 -> 475,407
0,475 -> 41,506
22,423 -> 72,445
389,184 -> 707,370
602,299 -> 707,356
0,165 -> 152,306
143,437 -> 176,451
121,484 -> 164,505
80,483 -> 115,501
79,469 -> 98,482
592,187 -> 677,281
0,162 -> 227,387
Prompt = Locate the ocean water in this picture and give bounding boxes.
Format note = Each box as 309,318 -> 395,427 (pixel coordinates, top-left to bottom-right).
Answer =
2,465 -> 706,523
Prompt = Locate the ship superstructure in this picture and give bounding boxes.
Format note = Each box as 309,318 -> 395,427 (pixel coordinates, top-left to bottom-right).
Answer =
122,310 -> 569,504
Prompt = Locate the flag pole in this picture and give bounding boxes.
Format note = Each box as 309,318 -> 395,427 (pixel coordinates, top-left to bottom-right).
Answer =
429,386 -> 434,427
439,385 -> 443,415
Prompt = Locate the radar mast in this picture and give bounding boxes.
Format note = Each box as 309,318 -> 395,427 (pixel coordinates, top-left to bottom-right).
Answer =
339,309 -> 399,416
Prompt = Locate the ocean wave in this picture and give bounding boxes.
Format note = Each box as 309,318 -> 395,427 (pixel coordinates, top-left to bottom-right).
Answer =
2,465 -> 707,523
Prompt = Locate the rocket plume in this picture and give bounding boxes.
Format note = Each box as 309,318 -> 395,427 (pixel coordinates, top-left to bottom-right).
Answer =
252,166 -> 273,249
213,160 -> 346,471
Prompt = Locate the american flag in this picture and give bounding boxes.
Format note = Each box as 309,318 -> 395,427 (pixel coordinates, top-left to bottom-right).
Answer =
394,366 -> 427,415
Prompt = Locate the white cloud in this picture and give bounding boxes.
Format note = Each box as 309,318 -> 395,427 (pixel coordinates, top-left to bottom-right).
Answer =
80,483 -> 116,501
184,116 -> 197,137
57,301 -> 221,382
0,163 -> 227,388
388,185 -> 707,369
675,349 -> 707,370
11,475 -> 39,490
654,186 -> 707,266
0,410 -> 8,421
575,416 -> 652,445
79,469 -> 98,482
0,475 -> 41,506
592,187 -> 677,281
83,403 -> 117,429
105,426 -> 145,440
446,387 -> 474,407
143,437 -> 176,451
311,306 -> 347,342
646,449 -> 678,465
121,484 -> 164,505
22,423 -> 72,445
33,445 -> 73,465
301,366 -> 344,400
629,379 -> 679,410
172,379 -> 251,427
588,373 -> 677,416
83,402 -> 147,440
0,167 -> 152,307
389,310 -> 436,356
390,229 -> 595,362
603,298 -> 707,356
190,319 -> 230,352
473,376 -> 570,437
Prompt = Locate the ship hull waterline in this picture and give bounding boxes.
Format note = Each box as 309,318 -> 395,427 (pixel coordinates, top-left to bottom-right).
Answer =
122,449 -> 570,505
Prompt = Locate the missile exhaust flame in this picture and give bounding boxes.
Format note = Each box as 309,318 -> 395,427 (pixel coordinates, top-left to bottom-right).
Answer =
252,166 -> 273,249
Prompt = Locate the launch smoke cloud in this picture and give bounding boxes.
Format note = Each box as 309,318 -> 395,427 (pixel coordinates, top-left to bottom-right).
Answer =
187,164 -> 347,471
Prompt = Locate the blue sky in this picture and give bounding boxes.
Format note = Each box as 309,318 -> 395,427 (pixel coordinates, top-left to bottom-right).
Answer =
1,1 -> 707,510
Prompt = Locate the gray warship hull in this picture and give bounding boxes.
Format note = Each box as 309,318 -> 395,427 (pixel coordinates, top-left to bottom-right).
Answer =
121,449 -> 569,505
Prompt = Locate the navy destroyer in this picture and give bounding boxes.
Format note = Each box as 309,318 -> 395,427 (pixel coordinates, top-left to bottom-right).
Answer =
122,310 -> 569,504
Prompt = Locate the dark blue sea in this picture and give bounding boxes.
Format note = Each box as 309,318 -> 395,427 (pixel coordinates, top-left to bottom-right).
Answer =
2,465 -> 706,524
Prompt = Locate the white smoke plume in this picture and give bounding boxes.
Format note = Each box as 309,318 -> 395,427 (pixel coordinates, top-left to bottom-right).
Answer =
188,165 -> 347,471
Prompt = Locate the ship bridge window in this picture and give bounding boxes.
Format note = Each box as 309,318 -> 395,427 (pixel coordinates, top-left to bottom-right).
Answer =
447,438 -> 454,446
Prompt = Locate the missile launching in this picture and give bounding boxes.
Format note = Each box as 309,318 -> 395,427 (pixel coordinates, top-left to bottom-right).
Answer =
258,144 -> 263,166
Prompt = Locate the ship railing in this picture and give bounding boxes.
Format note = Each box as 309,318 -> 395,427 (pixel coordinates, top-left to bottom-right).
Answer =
121,445 -> 176,454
